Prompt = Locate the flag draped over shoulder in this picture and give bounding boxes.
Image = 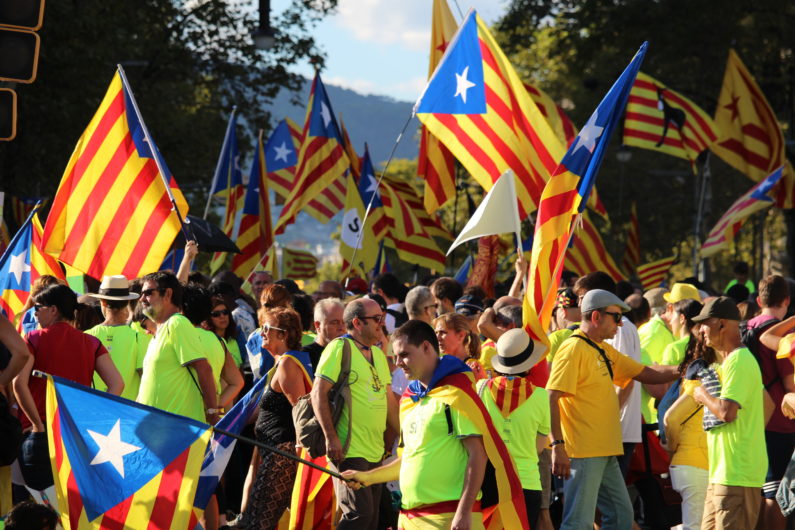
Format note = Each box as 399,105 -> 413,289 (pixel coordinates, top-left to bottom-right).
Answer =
621,202 -> 641,275
419,0 -> 458,214
415,9 -> 565,219
402,357 -> 528,529
711,49 -> 794,207
0,207 -> 65,319
623,72 -> 720,171
340,172 -> 379,276
232,130 -> 274,280
208,110 -> 245,274
524,43 -> 646,346
283,247 -> 318,279
41,70 -> 189,280
636,256 -> 676,291
46,375 -> 211,530
564,212 -> 625,282
701,167 -> 783,258
275,74 -> 349,233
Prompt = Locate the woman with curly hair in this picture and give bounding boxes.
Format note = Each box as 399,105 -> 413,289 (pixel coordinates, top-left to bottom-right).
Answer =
238,307 -> 314,529
433,312 -> 487,380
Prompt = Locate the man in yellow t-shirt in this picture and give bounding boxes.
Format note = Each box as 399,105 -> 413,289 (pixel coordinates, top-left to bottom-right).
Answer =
693,297 -> 771,530
548,289 -> 678,530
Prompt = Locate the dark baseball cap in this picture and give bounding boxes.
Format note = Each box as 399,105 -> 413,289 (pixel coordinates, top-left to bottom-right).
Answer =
455,294 -> 484,316
692,296 -> 741,323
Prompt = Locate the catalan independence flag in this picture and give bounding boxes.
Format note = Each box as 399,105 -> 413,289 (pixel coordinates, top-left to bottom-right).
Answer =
340,172 -> 379,277
283,247 -> 318,280
232,130 -> 274,280
418,0 -> 458,215
383,174 -> 452,241
275,74 -> 350,234
701,167 -> 783,258
45,374 -> 212,530
415,9 -> 566,220
564,211 -> 625,282
623,72 -> 720,171
265,118 -> 301,201
636,255 -> 676,291
208,110 -> 245,274
524,43 -> 646,346
41,70 -> 189,280
0,205 -> 65,319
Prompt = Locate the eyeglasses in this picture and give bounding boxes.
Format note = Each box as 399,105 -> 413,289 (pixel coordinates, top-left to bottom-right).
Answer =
210,309 -> 230,317
140,288 -> 163,298
263,323 -> 286,333
601,310 -> 623,324
359,314 -> 384,324
33,304 -> 49,312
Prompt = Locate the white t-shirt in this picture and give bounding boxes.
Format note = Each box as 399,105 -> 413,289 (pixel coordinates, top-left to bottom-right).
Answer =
606,317 -> 642,444
384,302 -> 405,334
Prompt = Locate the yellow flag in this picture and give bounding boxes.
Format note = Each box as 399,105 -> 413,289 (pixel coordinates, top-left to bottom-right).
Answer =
340,174 -> 378,276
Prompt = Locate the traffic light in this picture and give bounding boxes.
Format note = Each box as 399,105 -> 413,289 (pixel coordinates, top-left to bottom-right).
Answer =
0,0 -> 44,83
0,89 -> 17,141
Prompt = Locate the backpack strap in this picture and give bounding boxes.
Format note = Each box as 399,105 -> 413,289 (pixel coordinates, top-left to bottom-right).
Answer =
338,338 -> 353,456
571,333 -> 613,380
444,404 -> 454,436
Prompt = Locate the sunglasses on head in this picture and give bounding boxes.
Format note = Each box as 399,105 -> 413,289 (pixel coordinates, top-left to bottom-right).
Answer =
210,309 -> 230,317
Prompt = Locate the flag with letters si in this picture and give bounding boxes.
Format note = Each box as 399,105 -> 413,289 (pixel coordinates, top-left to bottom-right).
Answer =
45,375 -> 212,530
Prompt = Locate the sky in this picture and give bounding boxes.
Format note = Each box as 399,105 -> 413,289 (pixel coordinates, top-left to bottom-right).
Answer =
271,0 -> 510,102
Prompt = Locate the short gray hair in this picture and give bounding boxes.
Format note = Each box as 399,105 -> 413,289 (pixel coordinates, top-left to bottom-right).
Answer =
405,286 -> 434,319
343,298 -> 369,330
314,297 -> 344,323
497,305 -> 522,327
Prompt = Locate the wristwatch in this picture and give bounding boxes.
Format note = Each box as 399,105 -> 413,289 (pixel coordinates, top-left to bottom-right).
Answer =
206,408 -> 223,415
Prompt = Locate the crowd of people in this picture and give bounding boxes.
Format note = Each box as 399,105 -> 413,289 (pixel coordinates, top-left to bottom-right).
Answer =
0,249 -> 794,530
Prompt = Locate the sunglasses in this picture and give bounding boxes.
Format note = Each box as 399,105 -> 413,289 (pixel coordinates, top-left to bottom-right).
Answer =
359,314 -> 384,324
210,309 -> 230,317
601,310 -> 623,324
263,323 -> 286,333
33,304 -> 49,312
140,288 -> 163,298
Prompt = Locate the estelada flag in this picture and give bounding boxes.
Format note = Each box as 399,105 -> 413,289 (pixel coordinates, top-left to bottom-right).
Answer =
42,70 -> 189,280
711,49 -> 793,207
339,172 -> 379,277
623,71 -> 719,171
46,374 -> 211,530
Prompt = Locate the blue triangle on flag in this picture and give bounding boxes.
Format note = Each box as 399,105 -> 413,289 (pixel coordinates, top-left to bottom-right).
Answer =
415,11 -> 486,115
359,151 -> 383,208
749,167 -> 783,201
308,75 -> 343,141
264,120 -> 298,172
53,377 -> 208,520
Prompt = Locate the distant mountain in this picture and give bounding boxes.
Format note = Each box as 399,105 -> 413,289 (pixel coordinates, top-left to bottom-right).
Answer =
267,79 -> 420,164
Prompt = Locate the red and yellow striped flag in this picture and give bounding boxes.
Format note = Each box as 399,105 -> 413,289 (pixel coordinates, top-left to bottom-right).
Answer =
564,212 -> 625,282
636,255 -> 676,291
41,70 -> 189,280
283,247 -> 318,280
267,118 -> 302,201
623,72 -> 720,171
339,115 -> 362,179
383,174 -> 452,241
486,376 -> 535,418
621,202 -> 641,275
419,0 -> 458,214
415,10 -> 565,220
711,49 -> 794,207
275,74 -> 350,234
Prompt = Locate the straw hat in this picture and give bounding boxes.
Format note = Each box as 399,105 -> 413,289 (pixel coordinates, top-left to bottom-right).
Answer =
492,329 -> 547,375
87,275 -> 139,301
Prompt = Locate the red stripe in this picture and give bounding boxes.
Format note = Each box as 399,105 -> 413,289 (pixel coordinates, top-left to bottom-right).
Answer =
536,187 -> 579,227
98,494 -> 134,530
580,220 -> 624,280
66,472 -> 84,530
434,114 -> 501,178
146,446 -> 191,530
624,111 -> 707,152
716,138 -> 771,171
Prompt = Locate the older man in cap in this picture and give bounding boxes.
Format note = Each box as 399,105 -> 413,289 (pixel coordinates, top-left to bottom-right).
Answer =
692,297 -> 773,530
548,289 -> 679,530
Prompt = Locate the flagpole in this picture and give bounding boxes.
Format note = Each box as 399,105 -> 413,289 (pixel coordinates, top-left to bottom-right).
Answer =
692,152 -> 711,279
343,113 -> 414,289
203,107 -> 238,219
116,65 -> 192,243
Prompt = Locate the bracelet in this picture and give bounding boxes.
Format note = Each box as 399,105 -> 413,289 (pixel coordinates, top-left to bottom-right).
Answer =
550,439 -> 565,447
206,408 -> 222,415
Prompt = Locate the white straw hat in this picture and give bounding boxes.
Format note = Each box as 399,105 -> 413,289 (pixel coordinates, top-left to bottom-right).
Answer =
492,328 -> 547,375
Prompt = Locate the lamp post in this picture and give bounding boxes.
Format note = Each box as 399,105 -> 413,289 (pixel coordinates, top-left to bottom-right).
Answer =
252,0 -> 277,50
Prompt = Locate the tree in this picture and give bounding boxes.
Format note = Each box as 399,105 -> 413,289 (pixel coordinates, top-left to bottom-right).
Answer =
0,0 -> 337,216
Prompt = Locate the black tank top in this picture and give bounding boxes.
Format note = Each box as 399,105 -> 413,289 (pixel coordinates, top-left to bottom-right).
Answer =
254,385 -> 295,445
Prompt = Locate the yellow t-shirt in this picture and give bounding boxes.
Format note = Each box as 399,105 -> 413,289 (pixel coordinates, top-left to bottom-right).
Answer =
666,379 -> 707,469
546,331 -> 644,458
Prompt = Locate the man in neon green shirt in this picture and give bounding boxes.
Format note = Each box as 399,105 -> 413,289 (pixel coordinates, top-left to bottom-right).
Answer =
693,297 -> 773,529
639,287 -> 674,365
136,272 -> 219,424
311,298 -> 397,529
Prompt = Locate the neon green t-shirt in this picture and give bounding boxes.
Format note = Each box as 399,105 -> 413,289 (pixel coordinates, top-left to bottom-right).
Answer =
87,324 -> 145,401
226,337 -> 243,367
316,338 -> 392,462
196,328 -> 225,397
547,327 -> 575,363
477,379 -> 549,490
707,348 -> 767,487
302,332 -> 316,347
399,395 -> 481,509
724,278 -> 756,294
137,314 -> 207,422
661,336 -> 690,366
639,347 -> 656,423
638,315 -> 674,365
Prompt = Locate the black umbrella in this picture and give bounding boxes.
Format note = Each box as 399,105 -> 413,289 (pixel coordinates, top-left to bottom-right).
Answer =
173,215 -> 240,253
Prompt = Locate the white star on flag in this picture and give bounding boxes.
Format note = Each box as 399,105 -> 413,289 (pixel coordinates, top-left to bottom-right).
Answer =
9,251 -> 31,285
273,142 -> 291,163
454,66 -> 476,104
320,102 -> 332,128
364,173 -> 379,195
573,111 -> 604,154
87,419 -> 141,478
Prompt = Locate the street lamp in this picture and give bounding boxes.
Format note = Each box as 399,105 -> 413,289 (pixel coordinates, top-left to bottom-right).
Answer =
252,0 -> 277,50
